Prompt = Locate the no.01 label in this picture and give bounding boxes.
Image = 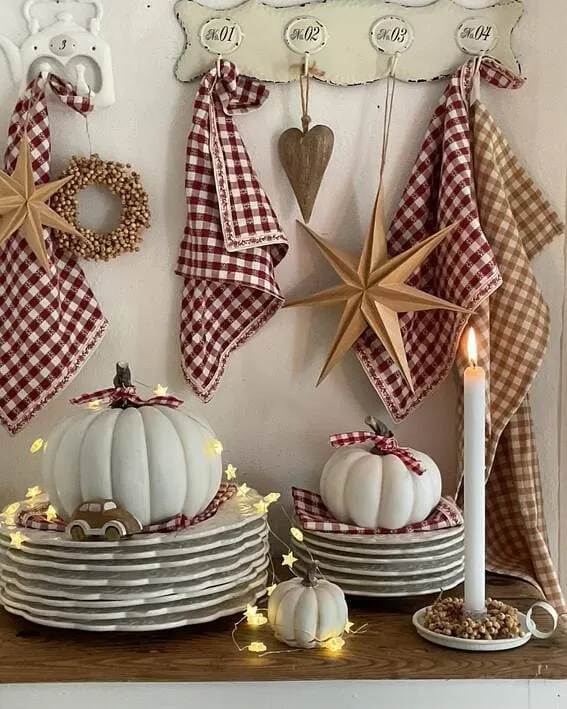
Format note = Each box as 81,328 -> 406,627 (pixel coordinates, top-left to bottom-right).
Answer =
370,16 -> 414,54
284,17 -> 328,55
199,17 -> 243,55
457,17 -> 499,55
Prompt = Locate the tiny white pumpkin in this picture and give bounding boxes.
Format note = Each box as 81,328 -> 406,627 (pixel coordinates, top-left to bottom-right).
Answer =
268,565 -> 348,648
320,419 -> 442,530
42,390 -> 222,527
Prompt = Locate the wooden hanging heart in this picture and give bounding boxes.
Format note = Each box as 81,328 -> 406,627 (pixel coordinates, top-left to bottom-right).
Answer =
279,124 -> 334,223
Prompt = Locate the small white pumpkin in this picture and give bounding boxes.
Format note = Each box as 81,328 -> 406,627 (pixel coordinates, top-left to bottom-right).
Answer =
42,375 -> 222,527
268,565 -> 348,648
320,419 -> 442,530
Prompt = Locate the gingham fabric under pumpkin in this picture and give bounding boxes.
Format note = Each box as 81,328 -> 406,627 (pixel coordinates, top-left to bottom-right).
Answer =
176,60 -> 288,401
15,483 -> 237,534
0,75 -> 107,434
454,79 -> 565,612
355,59 -> 523,422
292,487 -> 463,535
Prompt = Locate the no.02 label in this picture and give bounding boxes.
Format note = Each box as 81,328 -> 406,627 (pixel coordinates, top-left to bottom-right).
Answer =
285,17 -> 328,55
199,17 -> 243,55
370,16 -> 414,54
457,18 -> 499,55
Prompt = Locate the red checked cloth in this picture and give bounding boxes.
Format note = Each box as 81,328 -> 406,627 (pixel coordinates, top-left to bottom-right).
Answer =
0,75 -> 107,434
454,69 -> 565,611
177,60 -> 288,401
292,487 -> 463,535
356,59 -> 523,422
16,484 -> 237,534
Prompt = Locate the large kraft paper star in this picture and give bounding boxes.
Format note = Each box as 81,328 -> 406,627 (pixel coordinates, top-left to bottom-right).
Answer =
286,186 -> 470,392
0,135 -> 81,271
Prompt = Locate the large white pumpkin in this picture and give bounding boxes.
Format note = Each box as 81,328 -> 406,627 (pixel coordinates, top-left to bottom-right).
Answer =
42,405 -> 222,526
268,566 -> 348,648
320,443 -> 442,530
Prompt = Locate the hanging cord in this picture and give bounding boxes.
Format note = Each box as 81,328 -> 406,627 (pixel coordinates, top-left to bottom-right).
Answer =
378,53 -> 399,187
299,53 -> 312,134
84,113 -> 94,156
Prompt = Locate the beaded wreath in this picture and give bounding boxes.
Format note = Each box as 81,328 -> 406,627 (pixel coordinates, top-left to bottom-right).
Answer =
50,154 -> 151,261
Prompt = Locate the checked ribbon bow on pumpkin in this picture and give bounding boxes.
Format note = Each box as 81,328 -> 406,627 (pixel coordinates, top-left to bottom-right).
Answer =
329,416 -> 424,476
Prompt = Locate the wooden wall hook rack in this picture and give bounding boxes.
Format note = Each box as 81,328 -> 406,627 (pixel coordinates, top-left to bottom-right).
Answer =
175,0 -> 523,85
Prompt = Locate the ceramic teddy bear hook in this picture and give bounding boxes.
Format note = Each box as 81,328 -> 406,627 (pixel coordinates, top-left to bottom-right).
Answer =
0,0 -> 115,108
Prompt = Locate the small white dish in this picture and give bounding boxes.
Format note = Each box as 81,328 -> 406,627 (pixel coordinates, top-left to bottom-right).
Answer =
412,607 -> 531,651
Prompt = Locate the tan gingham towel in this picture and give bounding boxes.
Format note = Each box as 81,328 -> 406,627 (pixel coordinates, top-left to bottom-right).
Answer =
456,98 -> 565,612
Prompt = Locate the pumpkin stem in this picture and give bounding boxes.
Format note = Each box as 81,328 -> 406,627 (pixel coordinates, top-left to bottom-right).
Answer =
111,362 -> 135,409
364,415 -> 393,439
302,562 -> 321,587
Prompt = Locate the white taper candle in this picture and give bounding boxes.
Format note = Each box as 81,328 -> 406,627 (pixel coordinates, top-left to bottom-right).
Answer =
464,327 -> 486,615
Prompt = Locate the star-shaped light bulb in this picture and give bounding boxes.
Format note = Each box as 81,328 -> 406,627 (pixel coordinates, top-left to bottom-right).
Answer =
2,502 -> 20,517
237,483 -> 250,498
253,500 -> 269,515
29,438 -> 44,454
153,384 -> 168,396
225,464 -> 237,480
282,551 -> 297,569
45,505 -> 58,522
344,621 -> 354,634
87,400 -> 102,410
25,486 -> 42,500
266,584 -> 277,597
323,636 -> 345,652
9,531 -> 28,549
264,492 -> 280,505
205,439 -> 223,457
244,604 -> 258,620
248,642 -> 267,654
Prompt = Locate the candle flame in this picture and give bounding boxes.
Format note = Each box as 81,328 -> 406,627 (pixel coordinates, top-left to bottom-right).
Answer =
467,327 -> 477,367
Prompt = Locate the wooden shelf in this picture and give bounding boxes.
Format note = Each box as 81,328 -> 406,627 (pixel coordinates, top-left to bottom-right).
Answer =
0,576 -> 565,684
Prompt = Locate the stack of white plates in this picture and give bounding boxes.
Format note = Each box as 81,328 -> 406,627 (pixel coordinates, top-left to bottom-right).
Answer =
0,492 -> 269,631
292,521 -> 464,597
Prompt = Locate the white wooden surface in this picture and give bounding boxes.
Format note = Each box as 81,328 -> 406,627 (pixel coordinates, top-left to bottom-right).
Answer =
1,681 -> 567,708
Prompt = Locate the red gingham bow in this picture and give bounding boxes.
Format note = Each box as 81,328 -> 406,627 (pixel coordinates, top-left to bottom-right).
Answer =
329,431 -> 424,476
70,386 -> 183,410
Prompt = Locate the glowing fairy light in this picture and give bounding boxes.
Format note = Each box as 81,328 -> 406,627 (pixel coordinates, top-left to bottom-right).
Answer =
290,527 -> 304,542
282,551 -> 297,569
25,486 -> 42,500
323,637 -> 345,652
247,642 -> 267,653
225,464 -> 238,480
29,438 -> 44,454
153,384 -> 168,396
9,531 -> 28,549
237,483 -> 250,497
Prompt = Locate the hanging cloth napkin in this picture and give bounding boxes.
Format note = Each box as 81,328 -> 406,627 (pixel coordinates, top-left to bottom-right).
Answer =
177,60 -> 288,401
454,70 -> 565,611
356,60 -> 524,422
0,75 -> 107,435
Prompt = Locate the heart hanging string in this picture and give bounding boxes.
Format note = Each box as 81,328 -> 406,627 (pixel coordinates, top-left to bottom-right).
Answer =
278,63 -> 334,222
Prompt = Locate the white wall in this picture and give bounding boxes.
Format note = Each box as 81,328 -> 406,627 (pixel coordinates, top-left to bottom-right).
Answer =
0,0 -> 565,574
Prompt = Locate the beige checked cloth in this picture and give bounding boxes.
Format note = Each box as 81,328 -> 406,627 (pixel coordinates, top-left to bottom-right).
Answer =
456,98 -> 565,612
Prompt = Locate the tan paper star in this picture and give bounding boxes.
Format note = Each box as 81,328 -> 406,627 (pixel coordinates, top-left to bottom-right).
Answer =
0,135 -> 82,271
286,185 -> 470,391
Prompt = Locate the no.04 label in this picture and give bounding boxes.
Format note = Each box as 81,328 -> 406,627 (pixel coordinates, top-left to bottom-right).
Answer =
199,17 -> 243,55
370,16 -> 414,55
457,17 -> 499,55
285,17 -> 328,55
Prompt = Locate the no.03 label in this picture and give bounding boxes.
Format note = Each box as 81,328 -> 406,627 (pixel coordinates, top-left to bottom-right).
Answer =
457,17 -> 499,55
370,16 -> 414,54
199,17 -> 243,55
285,17 -> 328,55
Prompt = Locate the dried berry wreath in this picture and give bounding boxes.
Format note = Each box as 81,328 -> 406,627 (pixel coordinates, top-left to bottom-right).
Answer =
50,154 -> 151,261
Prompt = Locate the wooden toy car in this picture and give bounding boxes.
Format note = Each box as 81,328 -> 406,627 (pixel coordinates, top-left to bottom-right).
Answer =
66,499 -> 142,541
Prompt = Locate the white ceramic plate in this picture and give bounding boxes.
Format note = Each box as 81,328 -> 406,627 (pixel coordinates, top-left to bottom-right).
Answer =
5,528 -> 268,572
0,554 -> 270,601
0,493 -> 265,549
1,571 -> 268,621
300,530 -> 464,558
1,584 -> 267,632
412,607 -> 531,651
0,558 -> 269,609
0,517 -> 266,561
292,543 -> 464,577
298,537 -> 464,566
295,561 -> 464,596
0,539 -> 269,587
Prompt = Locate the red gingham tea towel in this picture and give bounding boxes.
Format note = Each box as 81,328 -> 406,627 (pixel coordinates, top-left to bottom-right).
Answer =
0,75 -> 107,434
292,487 -> 463,535
15,483 -> 237,534
177,60 -> 288,401
356,59 -> 523,422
